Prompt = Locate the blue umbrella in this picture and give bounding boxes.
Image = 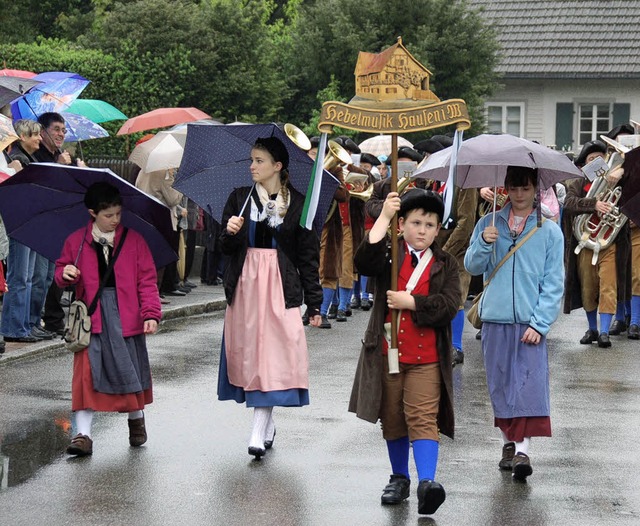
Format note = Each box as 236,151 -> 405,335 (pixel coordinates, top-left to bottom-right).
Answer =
0,163 -> 177,268
61,112 -> 109,142
10,72 -> 89,120
175,123 -> 340,233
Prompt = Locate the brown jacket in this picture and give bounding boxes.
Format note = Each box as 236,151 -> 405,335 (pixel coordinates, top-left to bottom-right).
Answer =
348,235 -> 460,439
562,177 -> 630,313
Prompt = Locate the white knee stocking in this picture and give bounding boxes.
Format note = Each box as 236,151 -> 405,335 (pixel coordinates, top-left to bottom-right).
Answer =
75,409 -> 94,438
515,437 -> 530,456
128,410 -> 143,420
249,407 -> 273,450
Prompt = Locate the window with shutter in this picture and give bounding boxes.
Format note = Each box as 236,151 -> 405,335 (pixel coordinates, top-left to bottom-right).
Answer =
555,103 -> 574,151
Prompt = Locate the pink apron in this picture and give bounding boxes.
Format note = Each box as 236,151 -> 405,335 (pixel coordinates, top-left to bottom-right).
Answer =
224,248 -> 309,391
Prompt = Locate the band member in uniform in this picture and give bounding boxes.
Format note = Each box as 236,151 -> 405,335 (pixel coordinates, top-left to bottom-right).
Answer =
604,124 -> 634,335
350,189 -> 460,515
562,140 -> 629,348
619,145 -> 640,339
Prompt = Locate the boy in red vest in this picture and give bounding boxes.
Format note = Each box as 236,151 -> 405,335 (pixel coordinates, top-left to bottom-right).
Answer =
349,189 -> 460,515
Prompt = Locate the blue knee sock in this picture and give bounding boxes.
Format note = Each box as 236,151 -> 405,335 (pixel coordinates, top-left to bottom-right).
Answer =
352,280 -> 361,298
360,276 -> 369,299
320,288 -> 335,316
451,308 -> 465,352
615,301 -> 625,322
412,439 -> 439,481
586,309 -> 598,331
386,436 -> 410,478
631,296 -> 640,326
600,313 -> 613,335
338,287 -> 352,311
625,300 -> 631,317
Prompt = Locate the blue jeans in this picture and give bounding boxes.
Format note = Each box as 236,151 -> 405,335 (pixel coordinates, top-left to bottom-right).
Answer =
0,239 -> 36,338
30,253 -> 55,329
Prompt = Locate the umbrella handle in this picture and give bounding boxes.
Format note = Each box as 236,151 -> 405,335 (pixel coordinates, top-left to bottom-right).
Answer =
239,183 -> 255,216
492,183 -> 497,227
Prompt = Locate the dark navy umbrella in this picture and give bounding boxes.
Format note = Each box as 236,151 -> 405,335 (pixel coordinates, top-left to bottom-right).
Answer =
0,163 -> 177,268
174,123 -> 340,233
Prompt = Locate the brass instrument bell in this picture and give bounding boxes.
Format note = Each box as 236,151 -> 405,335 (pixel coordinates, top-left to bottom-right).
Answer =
284,123 -> 311,151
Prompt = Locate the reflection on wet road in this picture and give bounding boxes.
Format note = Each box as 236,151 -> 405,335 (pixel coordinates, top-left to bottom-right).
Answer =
1,311 -> 639,525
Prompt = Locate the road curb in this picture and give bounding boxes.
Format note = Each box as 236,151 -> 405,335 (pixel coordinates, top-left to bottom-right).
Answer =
0,298 -> 227,367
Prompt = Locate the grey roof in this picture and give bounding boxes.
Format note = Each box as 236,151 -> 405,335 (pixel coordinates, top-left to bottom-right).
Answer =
468,0 -> 640,79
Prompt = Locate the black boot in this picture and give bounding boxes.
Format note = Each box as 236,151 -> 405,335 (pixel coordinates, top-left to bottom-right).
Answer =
380,474 -> 410,505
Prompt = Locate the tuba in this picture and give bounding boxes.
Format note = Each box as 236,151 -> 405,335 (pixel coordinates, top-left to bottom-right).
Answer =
479,188 -> 509,217
573,146 -> 627,265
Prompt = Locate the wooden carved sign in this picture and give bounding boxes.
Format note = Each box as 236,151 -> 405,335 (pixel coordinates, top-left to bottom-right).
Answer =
319,37 -> 471,134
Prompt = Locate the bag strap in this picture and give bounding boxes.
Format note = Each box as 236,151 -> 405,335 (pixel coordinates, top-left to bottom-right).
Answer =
86,228 -> 129,316
483,221 -> 543,288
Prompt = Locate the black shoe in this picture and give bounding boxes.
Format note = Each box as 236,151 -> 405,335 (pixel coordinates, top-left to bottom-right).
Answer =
4,335 -> 40,343
327,304 -> 338,319
264,428 -> 276,450
336,309 -> 347,322
345,308 -> 352,317
31,326 -> 54,340
597,332 -> 611,348
417,479 -> 446,515
44,325 -> 65,336
248,446 -> 265,460
452,349 -> 464,367
177,285 -> 191,294
380,474 -> 410,505
475,329 -> 482,340
165,289 -> 187,297
628,324 -> 640,340
182,280 -> 198,289
319,315 -> 331,329
350,297 -> 361,309
512,453 -> 533,481
579,329 -> 598,344
609,319 -> 627,335
0,343 -> 5,354
361,298 -> 372,311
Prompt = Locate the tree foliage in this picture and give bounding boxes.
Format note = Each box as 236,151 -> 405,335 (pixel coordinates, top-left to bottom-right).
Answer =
0,0 -> 501,155
279,0 -> 501,136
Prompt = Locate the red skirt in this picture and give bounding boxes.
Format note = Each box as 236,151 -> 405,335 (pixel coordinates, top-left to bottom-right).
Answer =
71,349 -> 153,412
494,416 -> 551,442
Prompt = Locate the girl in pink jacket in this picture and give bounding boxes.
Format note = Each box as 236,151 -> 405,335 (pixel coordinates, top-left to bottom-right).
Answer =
55,182 -> 161,456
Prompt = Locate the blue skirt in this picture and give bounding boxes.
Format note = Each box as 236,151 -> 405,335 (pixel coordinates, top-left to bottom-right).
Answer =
481,322 -> 550,418
217,332 -> 309,408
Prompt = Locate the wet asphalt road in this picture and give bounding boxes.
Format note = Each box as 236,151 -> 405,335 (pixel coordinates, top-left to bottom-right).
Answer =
0,308 -> 639,526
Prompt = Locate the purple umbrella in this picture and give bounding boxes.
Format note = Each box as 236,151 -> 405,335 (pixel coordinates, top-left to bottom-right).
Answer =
10,72 -> 90,120
414,133 -> 583,190
0,163 -> 177,268
175,123 -> 340,234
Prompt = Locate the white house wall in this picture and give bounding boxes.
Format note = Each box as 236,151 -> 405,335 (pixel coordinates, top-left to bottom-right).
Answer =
487,78 -> 640,149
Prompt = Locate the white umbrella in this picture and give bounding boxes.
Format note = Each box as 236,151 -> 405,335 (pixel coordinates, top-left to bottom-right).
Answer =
129,131 -> 186,173
358,135 -> 413,157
